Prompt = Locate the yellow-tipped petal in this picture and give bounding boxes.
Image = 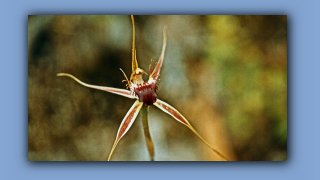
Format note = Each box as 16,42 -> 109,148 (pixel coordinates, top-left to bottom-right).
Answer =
57,73 -> 136,99
154,99 -> 229,161
108,100 -> 143,161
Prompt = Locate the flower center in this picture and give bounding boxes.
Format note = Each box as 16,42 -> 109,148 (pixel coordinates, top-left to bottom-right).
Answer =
133,82 -> 158,106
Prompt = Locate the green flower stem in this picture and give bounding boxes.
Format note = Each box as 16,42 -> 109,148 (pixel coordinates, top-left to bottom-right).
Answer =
141,105 -> 155,161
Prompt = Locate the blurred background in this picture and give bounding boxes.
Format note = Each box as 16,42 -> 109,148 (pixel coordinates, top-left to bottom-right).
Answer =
28,15 -> 287,161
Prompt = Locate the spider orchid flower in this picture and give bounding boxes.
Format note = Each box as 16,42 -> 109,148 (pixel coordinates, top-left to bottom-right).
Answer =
58,15 -> 229,161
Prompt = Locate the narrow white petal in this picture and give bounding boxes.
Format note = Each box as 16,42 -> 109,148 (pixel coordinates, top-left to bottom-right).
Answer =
57,73 -> 136,99
108,100 -> 143,161
154,99 -> 190,126
150,27 -> 167,81
154,99 -> 229,161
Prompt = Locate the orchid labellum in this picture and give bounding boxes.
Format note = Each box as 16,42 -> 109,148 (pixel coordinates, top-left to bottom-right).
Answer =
58,15 -> 229,161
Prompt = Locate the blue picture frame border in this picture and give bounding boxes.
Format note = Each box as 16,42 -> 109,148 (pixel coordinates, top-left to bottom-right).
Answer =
1,0 -> 319,179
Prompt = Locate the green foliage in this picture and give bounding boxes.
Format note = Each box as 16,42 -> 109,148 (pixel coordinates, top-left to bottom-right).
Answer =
205,15 -> 287,160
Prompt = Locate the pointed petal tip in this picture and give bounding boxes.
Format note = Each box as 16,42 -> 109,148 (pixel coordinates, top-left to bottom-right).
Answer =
57,73 -> 66,76
154,99 -> 229,161
163,26 -> 167,39
107,100 -> 143,161
57,73 -> 75,79
149,28 -> 167,81
57,72 -> 136,99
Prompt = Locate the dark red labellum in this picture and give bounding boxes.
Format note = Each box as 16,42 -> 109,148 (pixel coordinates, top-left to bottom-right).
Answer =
134,82 -> 158,106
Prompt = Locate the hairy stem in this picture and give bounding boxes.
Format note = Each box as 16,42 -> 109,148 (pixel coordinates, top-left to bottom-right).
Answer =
141,105 -> 155,161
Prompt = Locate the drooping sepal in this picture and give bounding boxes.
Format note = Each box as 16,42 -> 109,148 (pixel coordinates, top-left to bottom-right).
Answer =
57,73 -> 136,99
154,99 -> 229,161
108,100 -> 143,161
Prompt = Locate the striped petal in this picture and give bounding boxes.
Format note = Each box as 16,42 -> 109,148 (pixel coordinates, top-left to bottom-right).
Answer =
57,73 -> 136,99
154,99 -> 229,161
108,100 -> 143,161
150,26 -> 167,81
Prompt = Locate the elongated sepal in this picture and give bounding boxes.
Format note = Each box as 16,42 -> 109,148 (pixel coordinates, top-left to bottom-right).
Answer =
108,100 -> 143,161
154,99 -> 229,161
57,73 -> 136,99
150,26 -> 167,81
131,15 -> 139,73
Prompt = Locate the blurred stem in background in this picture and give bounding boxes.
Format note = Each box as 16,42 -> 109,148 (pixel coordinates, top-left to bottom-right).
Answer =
141,105 -> 155,161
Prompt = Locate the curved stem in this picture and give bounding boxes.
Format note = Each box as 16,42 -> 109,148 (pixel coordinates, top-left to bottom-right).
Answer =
141,105 -> 155,161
